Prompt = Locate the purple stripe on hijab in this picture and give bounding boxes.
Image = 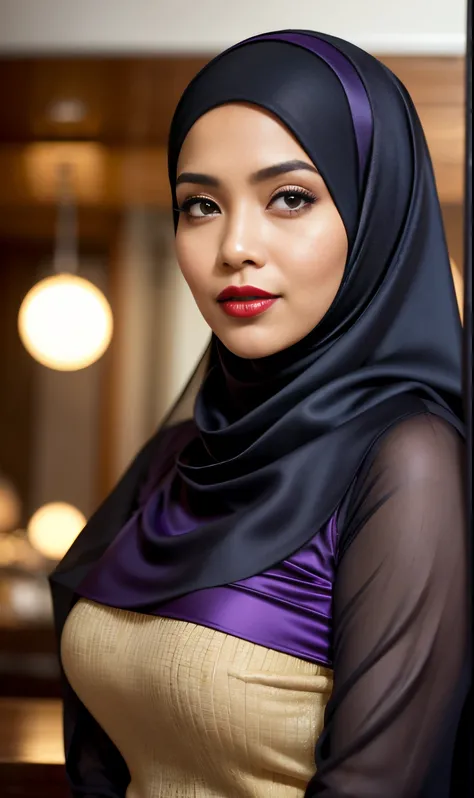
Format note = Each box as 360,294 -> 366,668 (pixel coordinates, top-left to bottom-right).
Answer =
239,32 -> 373,188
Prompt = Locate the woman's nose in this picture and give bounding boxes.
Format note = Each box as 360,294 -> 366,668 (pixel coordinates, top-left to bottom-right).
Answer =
218,210 -> 266,271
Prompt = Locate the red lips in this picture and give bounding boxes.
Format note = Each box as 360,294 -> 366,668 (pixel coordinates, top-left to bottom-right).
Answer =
217,285 -> 277,301
216,285 -> 280,318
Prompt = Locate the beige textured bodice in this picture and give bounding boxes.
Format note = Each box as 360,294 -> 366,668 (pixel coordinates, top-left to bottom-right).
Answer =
61,598 -> 333,798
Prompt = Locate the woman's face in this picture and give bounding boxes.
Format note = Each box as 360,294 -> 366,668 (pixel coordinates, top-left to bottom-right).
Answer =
175,103 -> 348,359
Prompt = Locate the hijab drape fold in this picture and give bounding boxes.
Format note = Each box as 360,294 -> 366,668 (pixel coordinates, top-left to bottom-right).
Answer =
50,30 -> 463,612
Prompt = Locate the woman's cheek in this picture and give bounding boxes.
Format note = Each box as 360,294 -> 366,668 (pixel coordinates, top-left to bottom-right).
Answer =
178,255 -> 216,322
176,239 -> 200,290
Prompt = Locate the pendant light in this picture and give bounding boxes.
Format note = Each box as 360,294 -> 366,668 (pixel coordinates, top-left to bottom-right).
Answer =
18,164 -> 114,371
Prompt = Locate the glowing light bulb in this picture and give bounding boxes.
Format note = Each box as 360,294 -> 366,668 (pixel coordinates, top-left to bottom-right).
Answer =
18,273 -> 113,371
27,502 -> 86,560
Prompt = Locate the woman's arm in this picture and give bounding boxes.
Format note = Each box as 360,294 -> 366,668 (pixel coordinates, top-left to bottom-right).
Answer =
306,414 -> 469,797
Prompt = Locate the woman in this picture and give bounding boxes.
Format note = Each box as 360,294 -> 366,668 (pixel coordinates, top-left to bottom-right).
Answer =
49,30 -> 469,797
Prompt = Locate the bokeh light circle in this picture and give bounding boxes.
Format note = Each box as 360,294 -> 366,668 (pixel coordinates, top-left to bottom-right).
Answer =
27,501 -> 86,560
18,273 -> 113,370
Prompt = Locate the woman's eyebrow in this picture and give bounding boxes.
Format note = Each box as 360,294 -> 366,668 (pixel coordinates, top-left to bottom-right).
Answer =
249,160 -> 319,183
176,172 -> 219,187
175,160 -> 319,188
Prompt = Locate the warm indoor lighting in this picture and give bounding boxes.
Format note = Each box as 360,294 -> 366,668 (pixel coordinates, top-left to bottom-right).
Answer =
18,273 -> 113,370
27,502 -> 86,561
47,98 -> 87,124
450,258 -> 464,322
0,475 -> 22,533
0,534 -> 18,566
0,530 -> 44,570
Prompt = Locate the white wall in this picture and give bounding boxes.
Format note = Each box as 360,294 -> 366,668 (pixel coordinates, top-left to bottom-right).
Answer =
0,0 -> 467,55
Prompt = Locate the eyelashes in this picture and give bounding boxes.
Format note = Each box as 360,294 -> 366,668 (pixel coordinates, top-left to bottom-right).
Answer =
175,186 -> 318,219
177,196 -> 219,217
270,187 -> 317,212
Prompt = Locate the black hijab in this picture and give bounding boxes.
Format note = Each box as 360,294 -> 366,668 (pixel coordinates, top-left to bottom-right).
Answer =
49,30 -> 463,622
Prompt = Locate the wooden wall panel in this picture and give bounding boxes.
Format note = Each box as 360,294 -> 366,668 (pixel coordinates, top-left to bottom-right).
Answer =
0,55 -> 466,210
379,57 -> 464,106
443,204 -> 465,271
0,56 -> 464,142
0,247 -> 42,524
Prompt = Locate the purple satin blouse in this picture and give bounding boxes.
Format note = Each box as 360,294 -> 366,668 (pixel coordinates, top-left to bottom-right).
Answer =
77,422 -> 338,668
147,514 -> 337,666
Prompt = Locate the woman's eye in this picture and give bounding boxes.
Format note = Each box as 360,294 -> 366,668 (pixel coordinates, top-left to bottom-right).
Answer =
270,190 -> 316,213
182,198 -> 220,218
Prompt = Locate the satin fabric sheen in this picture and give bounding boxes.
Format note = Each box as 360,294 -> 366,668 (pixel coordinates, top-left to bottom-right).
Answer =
236,32 -> 373,188
51,30 -> 463,614
79,421 -> 337,667
46,30 -> 469,793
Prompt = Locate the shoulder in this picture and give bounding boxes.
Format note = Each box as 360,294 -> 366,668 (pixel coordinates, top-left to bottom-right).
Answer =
371,412 -> 464,485
337,413 -> 465,560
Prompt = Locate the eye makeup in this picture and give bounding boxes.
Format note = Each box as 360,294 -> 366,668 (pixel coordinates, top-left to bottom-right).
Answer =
176,185 -> 318,220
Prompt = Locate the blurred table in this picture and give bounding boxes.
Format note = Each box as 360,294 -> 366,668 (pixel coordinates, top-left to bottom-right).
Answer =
0,698 -> 68,797
0,571 -> 61,698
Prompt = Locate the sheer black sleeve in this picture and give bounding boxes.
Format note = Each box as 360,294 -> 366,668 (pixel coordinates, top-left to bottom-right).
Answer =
60,651 -> 131,797
305,414 -> 469,797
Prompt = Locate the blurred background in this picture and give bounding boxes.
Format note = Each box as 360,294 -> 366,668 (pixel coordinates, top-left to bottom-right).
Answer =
0,0 -> 468,795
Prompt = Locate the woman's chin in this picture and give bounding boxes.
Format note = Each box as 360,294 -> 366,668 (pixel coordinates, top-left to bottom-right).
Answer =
217,329 -> 287,360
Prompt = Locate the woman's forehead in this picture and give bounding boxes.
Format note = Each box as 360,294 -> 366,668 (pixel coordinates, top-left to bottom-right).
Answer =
177,103 -> 309,167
